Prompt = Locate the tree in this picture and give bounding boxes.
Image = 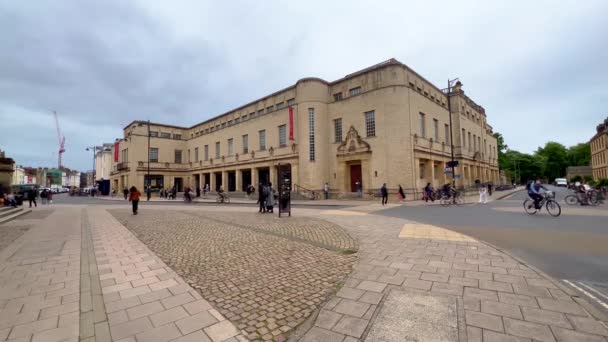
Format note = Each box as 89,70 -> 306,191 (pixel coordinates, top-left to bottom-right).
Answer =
567,143 -> 591,166
493,132 -> 510,171
536,142 -> 568,181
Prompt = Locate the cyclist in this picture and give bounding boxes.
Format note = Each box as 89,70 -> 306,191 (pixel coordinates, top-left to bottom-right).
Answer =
442,183 -> 457,200
217,186 -> 226,203
527,180 -> 547,209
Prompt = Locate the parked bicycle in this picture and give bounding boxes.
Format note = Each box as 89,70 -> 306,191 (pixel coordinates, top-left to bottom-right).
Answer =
523,191 -> 561,217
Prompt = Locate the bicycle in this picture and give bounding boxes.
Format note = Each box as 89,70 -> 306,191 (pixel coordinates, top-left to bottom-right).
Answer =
216,193 -> 230,204
523,191 -> 561,217
440,190 -> 464,206
564,192 -> 599,206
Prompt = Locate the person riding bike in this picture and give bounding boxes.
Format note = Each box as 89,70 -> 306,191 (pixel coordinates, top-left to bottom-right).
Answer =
527,180 -> 547,209
217,186 -> 226,203
442,183 -> 457,199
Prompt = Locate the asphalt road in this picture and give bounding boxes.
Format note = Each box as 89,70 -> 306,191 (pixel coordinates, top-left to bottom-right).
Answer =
376,185 -> 608,313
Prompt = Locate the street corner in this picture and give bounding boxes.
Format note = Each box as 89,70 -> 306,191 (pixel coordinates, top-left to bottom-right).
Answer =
398,222 -> 477,243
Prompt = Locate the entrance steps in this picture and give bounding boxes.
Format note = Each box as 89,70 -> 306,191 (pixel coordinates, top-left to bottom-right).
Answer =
0,206 -> 31,225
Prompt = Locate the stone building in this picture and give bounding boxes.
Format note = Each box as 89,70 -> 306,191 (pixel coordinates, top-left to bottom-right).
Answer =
94,144 -> 114,182
0,149 -> 15,188
590,117 -> 608,180
110,59 -> 499,195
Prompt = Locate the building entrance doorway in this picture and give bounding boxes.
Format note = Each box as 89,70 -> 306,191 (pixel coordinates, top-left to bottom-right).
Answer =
241,170 -> 252,191
203,174 -> 210,189
227,171 -> 236,192
194,174 -> 200,190
350,164 -> 362,192
258,168 -> 270,186
174,177 -> 183,192
214,172 -> 222,191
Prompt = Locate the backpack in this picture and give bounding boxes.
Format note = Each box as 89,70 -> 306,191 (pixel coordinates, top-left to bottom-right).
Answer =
263,186 -> 270,197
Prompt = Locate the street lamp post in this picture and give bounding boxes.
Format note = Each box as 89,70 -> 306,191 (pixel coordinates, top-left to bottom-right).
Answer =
85,146 -> 97,187
147,120 -> 151,201
446,78 -> 460,186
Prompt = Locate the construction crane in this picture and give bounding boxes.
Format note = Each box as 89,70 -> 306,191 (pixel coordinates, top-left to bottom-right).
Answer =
54,111 -> 66,169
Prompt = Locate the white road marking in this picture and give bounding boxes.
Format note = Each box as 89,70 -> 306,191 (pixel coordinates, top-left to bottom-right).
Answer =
578,282 -> 608,301
562,279 -> 608,310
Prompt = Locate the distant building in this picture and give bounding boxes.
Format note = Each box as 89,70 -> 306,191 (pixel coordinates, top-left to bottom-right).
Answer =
12,166 -> 25,185
86,171 -> 95,188
95,143 -> 114,181
566,166 -> 592,181
590,117 -> 608,180
80,173 -> 88,188
0,149 -> 15,188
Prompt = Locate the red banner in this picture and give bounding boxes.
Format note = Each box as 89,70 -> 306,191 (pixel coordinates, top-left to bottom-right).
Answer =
288,106 -> 294,140
114,142 -> 120,162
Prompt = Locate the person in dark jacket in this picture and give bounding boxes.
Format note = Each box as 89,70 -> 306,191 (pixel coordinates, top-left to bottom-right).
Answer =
258,182 -> 266,213
398,185 -> 406,202
380,183 -> 388,206
123,188 -> 129,200
128,186 -> 141,214
27,189 -> 37,208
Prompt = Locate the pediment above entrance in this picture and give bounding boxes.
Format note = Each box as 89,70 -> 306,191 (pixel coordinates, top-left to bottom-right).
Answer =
337,126 -> 371,156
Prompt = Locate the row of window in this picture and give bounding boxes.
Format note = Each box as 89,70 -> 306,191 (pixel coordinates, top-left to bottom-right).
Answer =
149,131 -> 182,140
591,135 -> 607,152
592,152 -> 607,166
332,86 -> 362,102
190,99 -> 296,138
329,111 -> 376,147
594,168 -> 607,179
418,112 -> 451,145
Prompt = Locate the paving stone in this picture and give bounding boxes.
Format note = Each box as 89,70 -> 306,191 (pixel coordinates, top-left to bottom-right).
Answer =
331,315 -> 368,338
333,299 -> 370,318
498,293 -> 539,308
449,277 -> 479,287
172,330 -> 212,342
465,311 -> 504,332
9,317 -> 58,340
465,270 -> 493,281
389,262 -> 413,270
376,273 -> 406,285
437,268 -> 464,277
431,282 -> 463,296
481,300 -> 522,319
480,280 -> 514,293
464,287 -> 499,301
479,265 -> 508,275
119,285 -> 152,299
464,297 -> 481,311
482,329 -> 532,341
138,289 -> 172,304
412,264 -> 438,273
525,278 -> 558,289
126,301 -> 165,320
300,327 -> 345,342
503,318 -> 555,342
110,317 -> 153,341
421,272 -> 449,283
134,322 -> 182,342
520,307 -> 571,329
567,315 -> 608,336
494,274 -> 527,285
160,292 -> 195,309
204,320 -> 240,342
550,326 -> 606,342
108,310 -> 129,326
356,280 -> 387,293
467,326 -> 482,342
359,291 -> 383,305
31,325 -> 79,342
536,297 -> 587,316
105,296 -> 142,313
314,310 -> 342,330
175,311 -> 218,335
402,278 -> 432,291
149,306 -> 190,327
182,299 -> 213,315
336,287 -> 365,300
453,262 -> 478,271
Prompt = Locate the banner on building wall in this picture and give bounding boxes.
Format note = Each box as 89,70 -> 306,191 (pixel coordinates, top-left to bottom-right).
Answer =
288,106 -> 294,140
114,142 -> 119,162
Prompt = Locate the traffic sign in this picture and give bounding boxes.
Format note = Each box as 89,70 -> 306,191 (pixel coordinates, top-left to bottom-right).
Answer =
444,168 -> 452,174
447,160 -> 459,167
454,174 -> 461,179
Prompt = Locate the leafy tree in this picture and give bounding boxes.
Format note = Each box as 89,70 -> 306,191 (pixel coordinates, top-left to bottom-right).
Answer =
493,132 -> 508,169
567,143 -> 591,166
536,142 -> 568,181
570,175 -> 583,183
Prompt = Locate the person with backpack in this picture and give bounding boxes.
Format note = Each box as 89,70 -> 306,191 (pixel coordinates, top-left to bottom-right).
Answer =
380,183 -> 388,206
128,186 -> 141,215
40,189 -> 48,205
265,183 -> 275,213
27,189 -> 37,208
258,182 -> 267,213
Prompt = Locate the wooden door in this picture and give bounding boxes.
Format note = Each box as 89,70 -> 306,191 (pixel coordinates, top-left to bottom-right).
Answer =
350,164 -> 362,192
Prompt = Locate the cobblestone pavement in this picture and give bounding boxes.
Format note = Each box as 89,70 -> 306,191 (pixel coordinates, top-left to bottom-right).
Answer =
110,209 -> 357,341
295,207 -> 608,341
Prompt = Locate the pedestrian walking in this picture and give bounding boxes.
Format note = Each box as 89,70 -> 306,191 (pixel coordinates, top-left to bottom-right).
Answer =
47,190 -> 53,204
398,185 -> 406,202
266,183 -> 275,213
258,182 -> 267,213
196,186 -> 201,198
356,181 -> 362,198
478,184 -> 488,204
40,189 -> 48,205
123,188 -> 129,200
323,182 -> 329,200
487,183 -> 493,196
27,189 -> 37,208
424,183 -> 434,202
128,186 -> 141,215
380,183 -> 388,206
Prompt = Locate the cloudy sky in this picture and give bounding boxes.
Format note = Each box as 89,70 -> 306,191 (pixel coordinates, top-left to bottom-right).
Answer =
1,0 -> 606,171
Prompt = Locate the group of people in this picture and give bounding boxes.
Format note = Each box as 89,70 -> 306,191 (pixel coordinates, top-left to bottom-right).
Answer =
257,182 -> 276,213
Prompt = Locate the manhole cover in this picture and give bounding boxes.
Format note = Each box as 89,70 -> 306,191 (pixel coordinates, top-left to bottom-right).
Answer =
365,290 -> 458,342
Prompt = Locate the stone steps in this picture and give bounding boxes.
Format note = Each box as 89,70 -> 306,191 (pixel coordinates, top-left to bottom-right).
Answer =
0,206 -> 31,224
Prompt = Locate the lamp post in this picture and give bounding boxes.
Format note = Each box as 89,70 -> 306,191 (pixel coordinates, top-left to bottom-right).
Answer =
446,78 -> 460,186
147,120 -> 151,201
85,146 -> 97,187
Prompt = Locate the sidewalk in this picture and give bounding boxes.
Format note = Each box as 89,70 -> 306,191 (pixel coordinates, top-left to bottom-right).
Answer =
0,206 -> 245,342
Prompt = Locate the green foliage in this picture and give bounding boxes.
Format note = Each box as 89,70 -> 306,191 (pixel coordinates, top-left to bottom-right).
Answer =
583,175 -> 593,183
588,179 -> 597,187
567,143 -> 591,166
536,142 -> 568,181
570,175 -> 583,183
598,179 -> 608,187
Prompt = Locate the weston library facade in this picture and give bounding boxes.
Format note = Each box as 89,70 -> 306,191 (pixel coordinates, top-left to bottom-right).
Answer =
110,59 -> 499,195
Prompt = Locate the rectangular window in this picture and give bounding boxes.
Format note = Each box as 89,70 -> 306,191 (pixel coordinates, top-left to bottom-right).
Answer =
257,109 -> 264,116
204,145 -> 208,161
160,132 -> 170,138
334,118 -> 343,143
445,124 -> 450,144
349,87 -> 361,96
259,130 -> 266,151
174,150 -> 182,164
478,137 -> 481,151
468,132 -> 472,151
227,120 -> 233,126
278,124 -> 287,147
234,117 -> 240,123
287,98 -> 295,106
419,163 -> 425,179
276,102 -> 284,109
173,134 -> 182,140
462,129 -> 466,147
418,113 -> 426,137
149,148 -> 159,162
187,149 -> 190,163
228,138 -> 234,156
309,108 -> 315,161
433,119 -> 439,141
215,142 -> 220,159
194,147 -> 199,162
333,92 -> 343,101
121,149 -> 128,162
149,131 -> 159,137
473,134 -> 477,151
365,111 -> 376,137
266,106 -> 274,113
221,122 -> 226,128
242,134 -> 249,154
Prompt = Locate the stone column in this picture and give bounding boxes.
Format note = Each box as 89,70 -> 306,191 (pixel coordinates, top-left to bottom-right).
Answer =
269,165 -> 277,187
210,172 -> 215,192
222,170 -> 228,191
235,169 -> 242,192
290,164 -> 298,192
430,160 -> 436,187
251,168 -> 258,188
